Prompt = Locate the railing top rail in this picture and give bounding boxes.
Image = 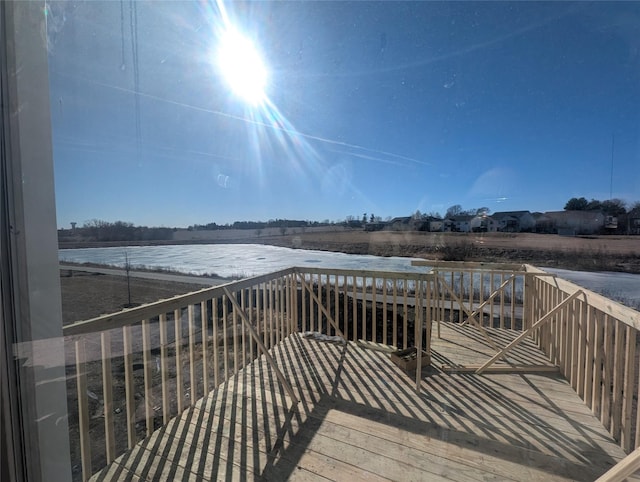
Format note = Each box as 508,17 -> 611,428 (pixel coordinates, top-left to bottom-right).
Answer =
412,259 -> 527,272
524,264 -> 640,330
294,266 -> 435,281
63,267 -> 296,336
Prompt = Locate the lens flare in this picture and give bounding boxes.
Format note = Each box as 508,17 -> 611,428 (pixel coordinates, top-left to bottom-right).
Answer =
216,28 -> 267,105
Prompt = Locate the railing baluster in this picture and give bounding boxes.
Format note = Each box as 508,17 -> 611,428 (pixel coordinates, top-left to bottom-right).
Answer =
392,280 -> 398,348
262,283 -> 268,348
223,294 -> 229,381
343,276 -> 348,340
622,325 -> 636,452
308,275 -> 314,332
566,301 -> 575,388
469,271 -> 474,317
249,288 -> 255,360
159,313 -> 170,423
269,280 -> 274,348
274,278 -> 278,340
479,272 -> 485,323
256,286 -> 262,347
123,325 -> 136,449
334,275 -> 340,337
267,280 -> 275,348
361,277 -> 367,341
403,278 -> 408,349
612,319 -> 625,441
142,319 -> 154,436
241,289 -> 246,368
75,339 -> 91,481
510,276 -> 517,330
211,297 -> 220,387
498,272 -> 504,329
325,274 -> 337,336
576,300 -> 587,399
593,311 -> 604,419
213,298 -> 219,387
174,308 -> 184,413
232,291 -> 239,374
101,331 -> 115,465
278,278 -> 288,340
382,278 -> 388,345
372,276 -> 377,343
201,300 -> 209,394
302,275 -> 308,332
187,306 -> 196,403
584,306 -> 595,409
316,274 -> 322,334
602,314 -> 614,432
352,275 -> 357,341
571,299 -> 580,390
489,271 -> 496,327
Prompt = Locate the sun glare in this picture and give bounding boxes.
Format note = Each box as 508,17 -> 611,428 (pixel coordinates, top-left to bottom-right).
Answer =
217,29 -> 268,105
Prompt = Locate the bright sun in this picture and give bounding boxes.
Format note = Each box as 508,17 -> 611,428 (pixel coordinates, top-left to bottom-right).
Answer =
217,29 -> 268,105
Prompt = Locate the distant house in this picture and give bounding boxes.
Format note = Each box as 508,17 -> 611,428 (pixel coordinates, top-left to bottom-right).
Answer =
490,211 -> 536,232
544,210 -> 606,235
364,222 -> 386,232
451,215 -> 474,233
470,214 -> 491,232
533,213 -> 554,233
627,207 -> 640,235
426,217 -> 445,232
386,217 -> 413,231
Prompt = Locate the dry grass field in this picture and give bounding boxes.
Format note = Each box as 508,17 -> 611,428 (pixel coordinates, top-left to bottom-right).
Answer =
261,231 -> 640,272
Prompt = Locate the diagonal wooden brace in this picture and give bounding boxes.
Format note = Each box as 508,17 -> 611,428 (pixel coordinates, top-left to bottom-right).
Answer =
436,274 -> 501,353
223,287 -> 300,406
296,273 -> 345,339
460,275 -> 514,327
475,290 -> 584,374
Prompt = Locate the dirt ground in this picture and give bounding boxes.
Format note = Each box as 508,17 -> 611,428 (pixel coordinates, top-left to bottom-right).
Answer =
60,270 -> 204,325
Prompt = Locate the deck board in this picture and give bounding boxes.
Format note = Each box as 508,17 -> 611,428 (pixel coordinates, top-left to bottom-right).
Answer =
91,323 -> 637,481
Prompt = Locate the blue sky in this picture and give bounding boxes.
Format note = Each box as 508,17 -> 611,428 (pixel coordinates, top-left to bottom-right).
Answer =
48,1 -> 640,228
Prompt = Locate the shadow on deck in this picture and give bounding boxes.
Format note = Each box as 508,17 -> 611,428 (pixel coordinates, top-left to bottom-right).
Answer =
90,324 -> 634,481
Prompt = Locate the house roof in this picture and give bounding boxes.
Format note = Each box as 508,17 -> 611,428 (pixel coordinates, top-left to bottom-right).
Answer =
545,210 -> 605,221
388,216 -> 412,224
492,211 -> 532,220
451,215 -> 474,222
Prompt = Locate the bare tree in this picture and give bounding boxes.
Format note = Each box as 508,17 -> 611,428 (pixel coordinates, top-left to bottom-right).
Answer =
445,204 -> 463,218
123,249 -> 133,308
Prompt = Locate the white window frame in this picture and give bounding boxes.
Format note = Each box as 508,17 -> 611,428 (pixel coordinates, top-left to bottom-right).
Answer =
1,2 -> 72,480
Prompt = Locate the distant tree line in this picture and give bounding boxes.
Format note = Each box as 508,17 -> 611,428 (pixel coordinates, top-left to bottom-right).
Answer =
59,220 -> 174,242
563,197 -> 634,216
60,196 -> 640,243
188,219 -> 333,231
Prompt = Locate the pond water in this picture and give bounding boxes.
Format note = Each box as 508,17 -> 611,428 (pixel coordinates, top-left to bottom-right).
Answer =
59,244 -> 640,306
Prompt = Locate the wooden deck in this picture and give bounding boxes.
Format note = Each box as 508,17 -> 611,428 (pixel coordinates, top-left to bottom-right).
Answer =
90,323 -> 637,481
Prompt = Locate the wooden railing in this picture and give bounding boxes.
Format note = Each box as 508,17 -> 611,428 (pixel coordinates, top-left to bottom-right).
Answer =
63,268 -> 298,481
63,263 -> 640,481
524,264 -> 640,456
